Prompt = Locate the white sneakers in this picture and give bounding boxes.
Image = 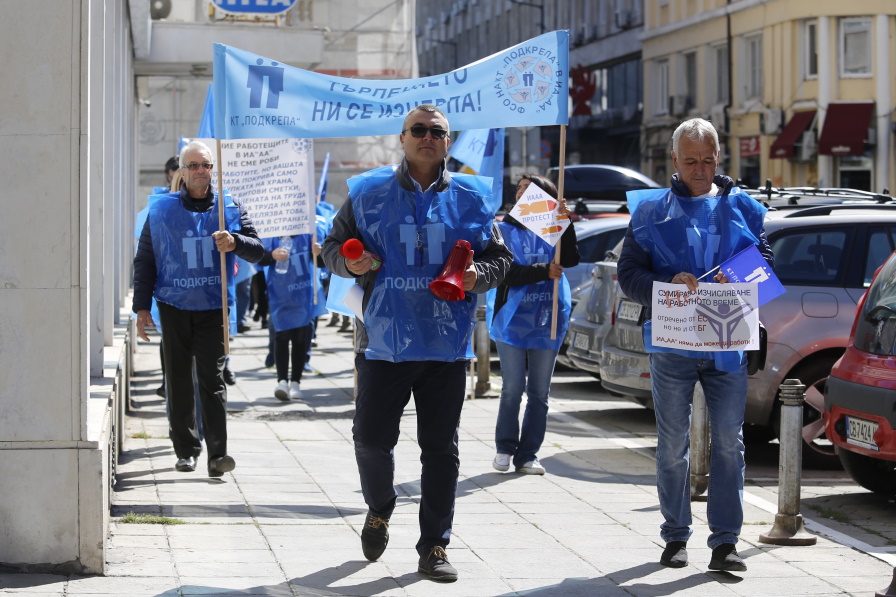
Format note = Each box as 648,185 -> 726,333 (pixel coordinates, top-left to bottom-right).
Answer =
274,380 -> 289,401
493,454 -> 546,474
274,380 -> 304,401
492,453 -> 511,472
517,459 -> 546,475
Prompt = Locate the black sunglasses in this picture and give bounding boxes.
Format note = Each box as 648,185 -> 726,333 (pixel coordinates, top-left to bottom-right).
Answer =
185,162 -> 214,171
403,124 -> 449,140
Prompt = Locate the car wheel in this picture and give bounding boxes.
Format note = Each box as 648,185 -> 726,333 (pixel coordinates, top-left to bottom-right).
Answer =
772,355 -> 842,469
839,449 -> 896,496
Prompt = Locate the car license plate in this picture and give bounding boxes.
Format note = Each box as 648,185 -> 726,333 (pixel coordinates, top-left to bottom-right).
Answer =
845,416 -> 879,451
617,300 -> 643,323
573,332 -> 590,351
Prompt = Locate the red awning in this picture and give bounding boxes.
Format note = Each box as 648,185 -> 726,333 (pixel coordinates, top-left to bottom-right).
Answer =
769,110 -> 816,159
818,102 -> 875,156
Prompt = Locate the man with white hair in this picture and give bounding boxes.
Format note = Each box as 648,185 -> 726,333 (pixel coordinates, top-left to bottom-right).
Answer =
133,140 -> 263,478
617,118 -> 774,572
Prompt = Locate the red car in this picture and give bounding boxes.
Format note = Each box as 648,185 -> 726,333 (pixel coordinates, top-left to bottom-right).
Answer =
824,249 -> 896,494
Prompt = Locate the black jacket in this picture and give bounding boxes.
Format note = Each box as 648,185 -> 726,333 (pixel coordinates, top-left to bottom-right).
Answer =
133,187 -> 264,313
491,213 -> 580,317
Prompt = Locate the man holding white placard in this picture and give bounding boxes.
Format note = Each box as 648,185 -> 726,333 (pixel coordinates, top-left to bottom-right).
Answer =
617,119 -> 774,572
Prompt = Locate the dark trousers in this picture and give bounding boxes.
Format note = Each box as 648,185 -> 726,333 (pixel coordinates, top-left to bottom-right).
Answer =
353,354 -> 467,556
275,324 -> 311,383
157,302 -> 229,465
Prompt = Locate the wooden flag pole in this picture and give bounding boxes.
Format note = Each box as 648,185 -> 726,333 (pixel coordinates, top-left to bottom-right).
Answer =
216,139 -> 230,354
550,124 -> 567,340
311,194 -> 319,305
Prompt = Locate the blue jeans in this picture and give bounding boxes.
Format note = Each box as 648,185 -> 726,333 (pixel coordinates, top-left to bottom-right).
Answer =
235,278 -> 252,326
649,352 -> 747,548
494,341 -> 558,468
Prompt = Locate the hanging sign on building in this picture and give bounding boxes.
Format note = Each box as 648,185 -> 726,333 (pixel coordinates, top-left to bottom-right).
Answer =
211,0 -> 297,15
739,136 -> 761,158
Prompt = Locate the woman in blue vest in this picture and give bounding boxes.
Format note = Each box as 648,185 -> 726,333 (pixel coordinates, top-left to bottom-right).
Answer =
490,174 -> 580,475
261,233 -> 327,401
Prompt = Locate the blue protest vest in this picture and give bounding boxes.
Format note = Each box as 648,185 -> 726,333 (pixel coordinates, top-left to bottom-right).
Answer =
488,222 -> 571,351
627,187 -> 767,371
349,167 -> 494,362
149,191 -> 240,312
264,235 -> 326,331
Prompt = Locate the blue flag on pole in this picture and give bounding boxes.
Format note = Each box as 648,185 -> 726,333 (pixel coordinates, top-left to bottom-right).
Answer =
213,31 -> 569,139
197,83 -> 215,137
720,244 -> 786,306
450,128 -> 505,214
317,152 -> 330,204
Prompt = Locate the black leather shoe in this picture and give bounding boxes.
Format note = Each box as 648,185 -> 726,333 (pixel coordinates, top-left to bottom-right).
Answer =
223,367 -> 236,385
360,511 -> 390,561
208,455 -> 236,478
660,541 -> 688,568
709,543 -> 746,572
175,456 -> 196,472
237,323 -> 251,333
155,385 -> 165,397
418,546 -> 457,582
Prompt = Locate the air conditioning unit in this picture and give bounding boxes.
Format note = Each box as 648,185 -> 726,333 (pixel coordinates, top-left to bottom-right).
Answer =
761,109 -> 783,135
710,105 -> 727,131
795,131 -> 817,162
669,95 -> 688,117
150,0 -> 171,20
615,10 -> 633,29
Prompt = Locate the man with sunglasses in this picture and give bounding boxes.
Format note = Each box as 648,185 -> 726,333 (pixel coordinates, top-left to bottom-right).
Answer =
133,140 -> 264,478
322,104 -> 512,582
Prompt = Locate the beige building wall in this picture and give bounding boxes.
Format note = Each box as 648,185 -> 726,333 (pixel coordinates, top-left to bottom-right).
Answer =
641,0 -> 896,193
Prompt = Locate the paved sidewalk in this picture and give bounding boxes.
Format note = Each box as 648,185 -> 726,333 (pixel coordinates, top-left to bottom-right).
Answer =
1,321 -> 894,596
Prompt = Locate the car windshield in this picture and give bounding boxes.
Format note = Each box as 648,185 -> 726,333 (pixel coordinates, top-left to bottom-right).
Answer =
854,252 -> 896,356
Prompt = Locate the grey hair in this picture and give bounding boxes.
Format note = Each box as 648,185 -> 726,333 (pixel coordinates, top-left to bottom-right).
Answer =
179,140 -> 214,167
402,103 -> 449,132
671,118 -> 719,156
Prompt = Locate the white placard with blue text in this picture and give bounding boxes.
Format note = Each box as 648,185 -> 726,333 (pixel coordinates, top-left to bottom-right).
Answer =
193,137 -> 315,239
651,282 -> 760,351
509,182 -> 570,247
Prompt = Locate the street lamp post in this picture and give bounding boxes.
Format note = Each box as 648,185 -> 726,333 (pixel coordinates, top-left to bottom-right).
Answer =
509,0 -> 545,35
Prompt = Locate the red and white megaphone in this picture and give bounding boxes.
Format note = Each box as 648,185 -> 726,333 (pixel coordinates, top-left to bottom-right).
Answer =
339,238 -> 382,271
429,239 -> 472,301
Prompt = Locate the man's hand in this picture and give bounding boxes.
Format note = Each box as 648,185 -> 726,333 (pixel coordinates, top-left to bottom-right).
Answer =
311,241 -> 322,257
547,263 -> 563,280
136,309 -> 154,341
346,252 -> 374,275
462,251 -> 477,291
671,271 -> 699,292
212,230 -> 236,252
272,247 -> 289,261
713,271 -> 730,283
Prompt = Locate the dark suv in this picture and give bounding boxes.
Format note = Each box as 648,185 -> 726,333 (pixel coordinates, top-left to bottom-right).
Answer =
600,201 -> 896,467
546,165 -> 661,219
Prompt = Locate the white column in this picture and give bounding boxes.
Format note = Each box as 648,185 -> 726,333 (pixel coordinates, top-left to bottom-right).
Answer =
876,14 -> 891,194
816,16 -> 832,187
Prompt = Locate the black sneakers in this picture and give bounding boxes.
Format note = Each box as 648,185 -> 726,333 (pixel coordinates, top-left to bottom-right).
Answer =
709,543 -> 747,572
660,541 -> 688,568
418,546 -> 457,582
360,511 -> 390,561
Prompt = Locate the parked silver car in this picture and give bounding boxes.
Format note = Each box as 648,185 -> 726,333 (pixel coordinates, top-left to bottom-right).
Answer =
600,203 -> 896,467
565,239 -> 624,378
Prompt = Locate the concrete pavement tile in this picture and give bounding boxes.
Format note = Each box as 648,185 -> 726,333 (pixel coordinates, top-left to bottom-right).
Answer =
825,572 -> 896,593
167,534 -> 268,551
400,576 -> 515,597
108,534 -> 170,549
279,560 -> 391,580
721,575 -> 843,596
0,592 -> 66,597
0,574 -> 68,592
173,549 -> 277,564
619,575 -> 740,597
65,576 -> 179,594
475,548 -> 599,578
505,576 -> 632,596
791,556 -> 892,577
289,575 -> 406,597
108,523 -> 167,536
178,579 -> 291,595
104,558 -> 177,577
175,561 -> 285,578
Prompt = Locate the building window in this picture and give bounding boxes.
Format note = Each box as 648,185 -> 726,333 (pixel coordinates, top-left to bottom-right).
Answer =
804,20 -> 818,79
744,34 -> 763,101
840,17 -> 872,77
684,52 -> 697,112
714,44 -> 729,104
656,59 -> 669,115
838,153 -> 873,191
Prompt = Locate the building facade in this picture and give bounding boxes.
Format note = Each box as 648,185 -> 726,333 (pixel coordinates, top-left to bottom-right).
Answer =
641,0 -> 896,193
416,0 -> 648,197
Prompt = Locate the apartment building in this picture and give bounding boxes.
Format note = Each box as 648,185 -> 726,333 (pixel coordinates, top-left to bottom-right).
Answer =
641,0 -> 895,193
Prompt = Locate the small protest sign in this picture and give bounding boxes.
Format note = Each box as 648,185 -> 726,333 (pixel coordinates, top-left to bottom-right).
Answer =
508,182 -> 570,247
